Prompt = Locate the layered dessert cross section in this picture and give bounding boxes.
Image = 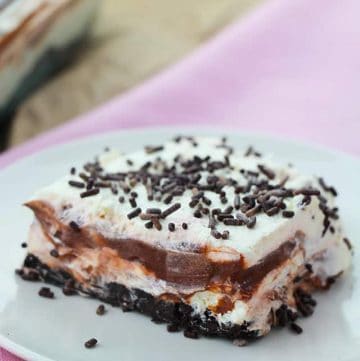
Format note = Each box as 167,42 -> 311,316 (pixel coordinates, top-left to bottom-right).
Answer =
19,136 -> 352,341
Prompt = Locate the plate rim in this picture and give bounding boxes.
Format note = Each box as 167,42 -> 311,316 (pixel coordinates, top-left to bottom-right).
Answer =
1,125 -> 359,175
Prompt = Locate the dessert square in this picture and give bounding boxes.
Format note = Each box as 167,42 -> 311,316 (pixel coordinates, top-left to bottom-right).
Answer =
19,136 -> 351,342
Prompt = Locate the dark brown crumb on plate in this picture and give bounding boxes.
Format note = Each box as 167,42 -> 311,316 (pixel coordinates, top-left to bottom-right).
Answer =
84,338 -> 98,349
38,287 -> 54,299
96,304 -> 106,316
289,322 -> 303,334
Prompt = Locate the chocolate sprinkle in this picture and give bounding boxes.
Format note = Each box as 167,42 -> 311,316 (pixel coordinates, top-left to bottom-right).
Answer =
265,207 -> 280,216
140,213 -> 154,221
282,210 -> 295,218
145,145 -> 164,154
212,208 -> 221,216
127,208 -> 142,219
68,180 -> 85,189
289,322 -> 303,334
152,217 -> 162,231
96,304 -> 106,315
223,219 -> 242,226
62,280 -> 77,296
193,209 -> 202,218
246,217 -> 256,229
80,188 -> 100,198
95,181 -> 111,188
168,223 -> 175,232
234,194 -> 241,210
19,269 -> 40,282
38,287 -> 54,299
208,216 -> 216,229
79,172 -> 89,182
245,205 -> 261,218
301,195 -> 311,206
69,221 -> 81,232
161,203 -> 181,218
244,146 -> 262,157
318,177 -> 337,197
145,221 -> 153,229
189,199 -> 199,208
305,263 -> 313,273
217,213 -> 234,221
182,222 -> 188,230
223,206 -> 233,214
21,242 -> 27,248
163,194 -> 173,204
70,167 -> 76,175
146,208 -> 161,215
220,197 -> 228,204
84,338 -> 98,349
258,164 -> 275,180
50,249 -> 59,258
343,237 -> 352,251
294,289 -> 315,317
129,197 -> 137,208
294,188 -> 320,196
211,230 -> 222,239
275,305 -> 288,327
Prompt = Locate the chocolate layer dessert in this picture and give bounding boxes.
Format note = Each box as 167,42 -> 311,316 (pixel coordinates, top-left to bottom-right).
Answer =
0,0 -> 98,122
18,136 -> 352,342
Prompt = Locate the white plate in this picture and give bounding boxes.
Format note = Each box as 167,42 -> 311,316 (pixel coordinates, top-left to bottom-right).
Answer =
0,127 -> 359,361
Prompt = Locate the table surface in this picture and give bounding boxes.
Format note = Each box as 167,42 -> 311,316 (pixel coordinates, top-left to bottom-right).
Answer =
6,0 -> 259,149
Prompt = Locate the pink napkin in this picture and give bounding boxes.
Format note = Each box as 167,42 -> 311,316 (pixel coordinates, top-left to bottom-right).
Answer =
2,0 -> 360,359
0,350 -> 21,361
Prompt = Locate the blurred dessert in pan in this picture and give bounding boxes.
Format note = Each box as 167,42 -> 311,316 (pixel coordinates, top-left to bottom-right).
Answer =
0,0 -> 98,121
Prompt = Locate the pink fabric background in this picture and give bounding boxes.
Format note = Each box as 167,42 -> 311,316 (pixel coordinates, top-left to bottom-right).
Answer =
0,350 -> 20,361
1,0 -> 360,172
1,0 -> 360,359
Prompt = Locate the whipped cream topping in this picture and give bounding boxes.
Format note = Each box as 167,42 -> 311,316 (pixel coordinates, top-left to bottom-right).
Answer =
31,136 -> 349,268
